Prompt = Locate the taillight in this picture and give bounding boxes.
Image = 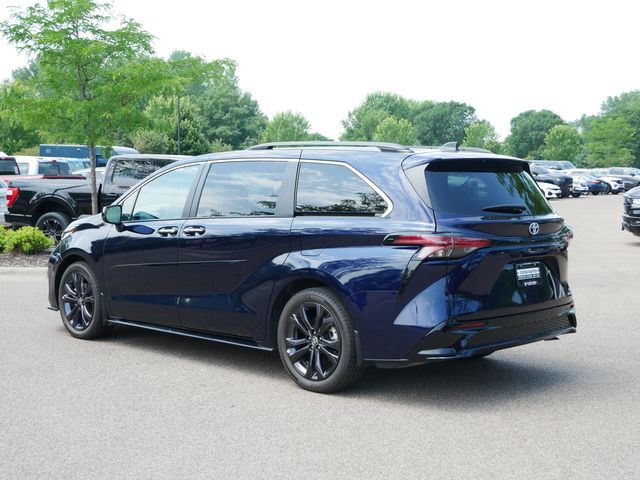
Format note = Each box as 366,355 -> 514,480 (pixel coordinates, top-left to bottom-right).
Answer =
562,225 -> 573,245
383,233 -> 494,259
6,187 -> 19,207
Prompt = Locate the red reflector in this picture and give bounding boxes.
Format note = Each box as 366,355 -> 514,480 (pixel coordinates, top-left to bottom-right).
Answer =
6,187 -> 19,207
459,322 -> 486,329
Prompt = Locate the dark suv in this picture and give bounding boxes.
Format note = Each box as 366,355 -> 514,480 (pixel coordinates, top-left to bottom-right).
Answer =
47,142 -> 577,393
530,164 -> 574,197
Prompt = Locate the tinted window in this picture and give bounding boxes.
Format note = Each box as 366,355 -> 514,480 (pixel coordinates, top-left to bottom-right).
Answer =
120,165 -> 200,221
196,161 -> 288,217
37,162 -> 72,175
111,159 -> 177,188
296,163 -> 388,215
419,159 -> 553,215
0,160 -> 19,175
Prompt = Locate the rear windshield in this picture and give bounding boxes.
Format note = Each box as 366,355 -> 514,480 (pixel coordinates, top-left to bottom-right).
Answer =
409,158 -> 553,216
0,159 -> 19,175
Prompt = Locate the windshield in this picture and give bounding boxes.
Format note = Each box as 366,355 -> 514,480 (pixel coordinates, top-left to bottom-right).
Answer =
418,159 -> 553,216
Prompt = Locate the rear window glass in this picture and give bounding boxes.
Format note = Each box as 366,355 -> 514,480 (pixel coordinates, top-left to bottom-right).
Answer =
0,160 -> 19,175
38,162 -> 72,175
110,159 -> 176,188
411,159 -> 553,216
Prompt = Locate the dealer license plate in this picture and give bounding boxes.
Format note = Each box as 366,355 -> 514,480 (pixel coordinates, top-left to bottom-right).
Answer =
516,263 -> 542,287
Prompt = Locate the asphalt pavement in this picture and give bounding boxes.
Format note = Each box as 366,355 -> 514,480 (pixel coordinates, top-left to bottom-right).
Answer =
0,193 -> 637,479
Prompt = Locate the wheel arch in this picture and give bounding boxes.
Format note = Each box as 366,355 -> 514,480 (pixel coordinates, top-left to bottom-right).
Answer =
32,200 -> 75,226
51,251 -> 100,310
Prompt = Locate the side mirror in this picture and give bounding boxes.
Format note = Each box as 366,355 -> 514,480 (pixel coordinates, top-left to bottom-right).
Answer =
102,204 -> 122,224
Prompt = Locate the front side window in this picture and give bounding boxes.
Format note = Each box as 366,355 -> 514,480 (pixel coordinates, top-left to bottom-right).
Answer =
120,165 -> 200,221
196,161 -> 288,217
296,163 -> 388,215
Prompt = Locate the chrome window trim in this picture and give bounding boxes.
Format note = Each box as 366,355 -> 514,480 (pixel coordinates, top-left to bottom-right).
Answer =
299,159 -> 394,217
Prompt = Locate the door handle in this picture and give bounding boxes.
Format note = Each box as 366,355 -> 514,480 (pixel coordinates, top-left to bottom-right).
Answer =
157,226 -> 179,237
183,226 -> 206,236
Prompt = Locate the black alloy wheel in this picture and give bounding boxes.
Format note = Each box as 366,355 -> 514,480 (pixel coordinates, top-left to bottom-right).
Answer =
278,288 -> 364,393
36,212 -> 71,244
58,262 -> 112,339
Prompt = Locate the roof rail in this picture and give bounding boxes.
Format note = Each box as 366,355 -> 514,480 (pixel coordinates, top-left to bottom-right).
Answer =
411,142 -> 494,154
246,141 -> 413,153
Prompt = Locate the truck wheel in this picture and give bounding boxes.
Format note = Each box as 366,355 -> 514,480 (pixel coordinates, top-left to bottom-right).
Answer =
35,212 -> 71,244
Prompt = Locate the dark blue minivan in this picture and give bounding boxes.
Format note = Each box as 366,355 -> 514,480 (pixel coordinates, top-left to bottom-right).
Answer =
48,142 -> 576,392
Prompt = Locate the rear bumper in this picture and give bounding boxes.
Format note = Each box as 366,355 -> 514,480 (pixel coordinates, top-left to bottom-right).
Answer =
4,212 -> 32,227
371,303 -> 576,367
622,214 -> 640,236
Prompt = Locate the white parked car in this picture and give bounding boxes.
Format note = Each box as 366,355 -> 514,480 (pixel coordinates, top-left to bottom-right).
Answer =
537,182 -> 562,199
571,178 -> 589,197
566,169 -> 625,194
14,156 -> 74,176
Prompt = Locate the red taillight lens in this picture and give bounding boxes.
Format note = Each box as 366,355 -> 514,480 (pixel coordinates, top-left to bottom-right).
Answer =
562,226 -> 573,244
383,233 -> 494,259
6,187 -> 19,207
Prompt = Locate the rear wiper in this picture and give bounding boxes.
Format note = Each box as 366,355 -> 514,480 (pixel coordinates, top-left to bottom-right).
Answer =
482,204 -> 527,214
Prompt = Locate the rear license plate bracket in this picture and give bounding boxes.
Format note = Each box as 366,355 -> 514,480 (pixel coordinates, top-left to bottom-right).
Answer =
516,262 -> 542,287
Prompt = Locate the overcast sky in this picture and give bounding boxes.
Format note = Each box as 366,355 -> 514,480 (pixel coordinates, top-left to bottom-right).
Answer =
2,0 -> 639,141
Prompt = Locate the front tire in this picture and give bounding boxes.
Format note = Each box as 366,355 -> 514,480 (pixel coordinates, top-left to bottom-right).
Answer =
36,212 -> 71,244
277,288 -> 364,393
58,261 -> 112,339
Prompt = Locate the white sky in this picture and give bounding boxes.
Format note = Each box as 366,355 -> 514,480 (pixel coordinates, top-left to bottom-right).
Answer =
2,0 -> 639,141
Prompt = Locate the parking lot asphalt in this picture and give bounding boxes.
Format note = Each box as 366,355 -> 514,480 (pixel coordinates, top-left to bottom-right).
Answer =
0,193 -> 637,479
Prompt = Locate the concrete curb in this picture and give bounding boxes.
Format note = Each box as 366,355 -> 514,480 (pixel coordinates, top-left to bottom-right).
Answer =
0,267 -> 48,276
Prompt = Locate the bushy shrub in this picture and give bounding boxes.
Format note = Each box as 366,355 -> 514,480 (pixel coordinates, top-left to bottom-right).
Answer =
0,226 -> 54,254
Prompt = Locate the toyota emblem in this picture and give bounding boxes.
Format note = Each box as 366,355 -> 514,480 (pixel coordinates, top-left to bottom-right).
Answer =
529,222 -> 540,235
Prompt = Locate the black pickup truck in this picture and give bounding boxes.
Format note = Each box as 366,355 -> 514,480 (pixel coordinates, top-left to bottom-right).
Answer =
4,154 -> 189,242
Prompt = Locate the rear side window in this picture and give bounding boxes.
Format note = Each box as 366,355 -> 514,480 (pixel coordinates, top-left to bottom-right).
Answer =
196,161 -> 288,217
295,162 -> 388,215
410,159 -> 553,216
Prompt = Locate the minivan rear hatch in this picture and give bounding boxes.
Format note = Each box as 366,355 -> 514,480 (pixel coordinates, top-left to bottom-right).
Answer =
404,156 -> 573,319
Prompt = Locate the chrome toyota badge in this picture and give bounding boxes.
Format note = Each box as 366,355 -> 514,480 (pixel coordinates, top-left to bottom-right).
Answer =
529,222 -> 540,235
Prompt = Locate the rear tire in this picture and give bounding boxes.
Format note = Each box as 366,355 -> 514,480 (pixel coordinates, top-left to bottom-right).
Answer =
36,212 -> 71,244
277,288 -> 364,393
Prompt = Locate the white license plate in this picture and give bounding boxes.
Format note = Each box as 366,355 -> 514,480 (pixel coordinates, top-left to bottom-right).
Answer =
516,263 -> 542,287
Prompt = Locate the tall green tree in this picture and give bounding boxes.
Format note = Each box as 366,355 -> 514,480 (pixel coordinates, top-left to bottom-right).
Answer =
261,111 -> 312,142
0,80 -> 41,154
139,95 -> 211,155
462,122 -> 500,150
0,0 -> 232,213
341,92 -> 419,141
541,125 -> 582,162
194,80 -> 267,149
599,90 -> 640,163
413,101 -> 478,146
504,110 -> 565,159
583,116 -> 635,167
373,116 -> 416,145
